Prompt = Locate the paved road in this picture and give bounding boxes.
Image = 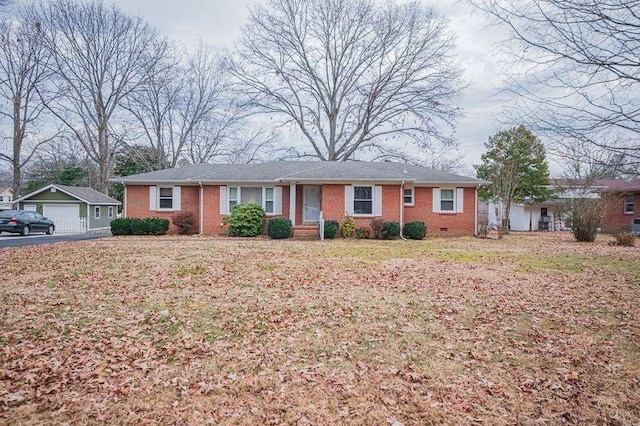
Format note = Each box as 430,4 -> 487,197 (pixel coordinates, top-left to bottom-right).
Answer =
0,232 -> 111,248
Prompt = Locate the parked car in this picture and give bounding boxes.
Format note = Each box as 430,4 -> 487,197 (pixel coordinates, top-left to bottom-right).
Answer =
0,210 -> 55,236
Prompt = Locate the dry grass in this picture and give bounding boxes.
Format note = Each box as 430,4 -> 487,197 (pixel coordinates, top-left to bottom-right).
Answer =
1,232 -> 639,425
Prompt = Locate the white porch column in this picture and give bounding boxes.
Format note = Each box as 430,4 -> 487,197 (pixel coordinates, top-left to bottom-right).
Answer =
289,183 -> 296,226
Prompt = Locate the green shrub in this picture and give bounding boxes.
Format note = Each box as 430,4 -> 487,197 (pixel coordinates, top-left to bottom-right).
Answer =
341,215 -> 356,238
403,221 -> 426,240
226,203 -> 265,237
355,227 -> 370,239
267,217 -> 292,239
172,210 -> 196,235
370,218 -> 384,239
110,218 -> 130,235
324,220 -> 339,239
611,231 -> 636,247
110,217 -> 169,236
381,221 -> 401,239
145,217 -> 170,235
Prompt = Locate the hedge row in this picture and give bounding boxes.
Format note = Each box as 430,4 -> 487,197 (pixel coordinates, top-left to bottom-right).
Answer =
111,217 -> 169,236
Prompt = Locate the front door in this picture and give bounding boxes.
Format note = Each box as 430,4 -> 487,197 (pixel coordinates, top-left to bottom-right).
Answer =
303,185 -> 321,223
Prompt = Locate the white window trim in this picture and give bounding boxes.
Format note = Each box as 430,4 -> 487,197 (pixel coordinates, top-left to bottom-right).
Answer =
157,187 -> 174,211
152,186 -> 181,211
224,186 -> 281,216
624,194 -> 634,214
404,187 -> 414,206
433,187 -> 464,214
440,188 -> 455,212
108,206 -> 114,219
353,185 -> 374,216
94,206 -> 101,220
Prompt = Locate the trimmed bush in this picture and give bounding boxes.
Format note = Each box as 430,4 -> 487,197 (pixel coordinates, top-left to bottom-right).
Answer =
403,221 -> 426,240
381,221 -> 401,239
355,227 -> 370,239
341,215 -> 356,238
324,220 -> 339,239
267,217 -> 292,239
226,202 -> 265,237
370,218 -> 384,239
110,217 -> 169,236
172,210 -> 196,235
110,218 -> 130,235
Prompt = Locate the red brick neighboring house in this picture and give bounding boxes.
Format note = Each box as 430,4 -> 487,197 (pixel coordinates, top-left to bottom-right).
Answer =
601,179 -> 640,234
114,161 -> 488,236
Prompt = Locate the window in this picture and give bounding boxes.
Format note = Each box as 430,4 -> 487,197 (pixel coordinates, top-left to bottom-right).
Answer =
353,186 -> 373,215
440,189 -> 454,211
94,206 -> 101,219
227,187 -> 276,214
624,194 -> 634,214
404,188 -> 414,206
228,187 -> 238,212
108,206 -> 114,219
265,188 -> 274,214
159,187 -> 173,209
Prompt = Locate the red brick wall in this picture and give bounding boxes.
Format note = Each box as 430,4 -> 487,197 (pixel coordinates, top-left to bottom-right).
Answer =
602,192 -> 639,233
404,187 -> 477,236
125,185 -> 200,234
125,183 -> 478,236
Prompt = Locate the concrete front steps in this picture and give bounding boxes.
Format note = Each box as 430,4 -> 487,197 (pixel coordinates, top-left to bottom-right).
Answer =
292,224 -> 320,240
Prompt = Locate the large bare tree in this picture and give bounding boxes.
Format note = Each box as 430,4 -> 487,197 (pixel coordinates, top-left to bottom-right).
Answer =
228,0 -> 462,161
26,0 -> 168,193
0,17 -> 58,199
126,44 -> 266,167
469,0 -> 640,173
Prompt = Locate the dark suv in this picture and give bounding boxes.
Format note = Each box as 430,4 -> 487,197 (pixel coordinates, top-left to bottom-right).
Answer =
0,210 -> 55,236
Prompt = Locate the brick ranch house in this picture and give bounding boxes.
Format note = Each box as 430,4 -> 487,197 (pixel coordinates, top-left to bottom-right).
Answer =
114,161 -> 488,236
601,179 -> 640,234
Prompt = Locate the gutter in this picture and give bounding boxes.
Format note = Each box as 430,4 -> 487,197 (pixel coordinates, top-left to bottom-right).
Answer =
474,187 -> 478,237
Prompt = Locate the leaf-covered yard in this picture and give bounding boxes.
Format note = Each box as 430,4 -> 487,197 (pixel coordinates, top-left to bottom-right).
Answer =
1,233 -> 639,424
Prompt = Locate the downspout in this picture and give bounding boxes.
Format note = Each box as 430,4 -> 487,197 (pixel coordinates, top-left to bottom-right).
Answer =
122,182 -> 127,218
199,182 -> 203,235
474,187 -> 478,236
399,181 -> 407,241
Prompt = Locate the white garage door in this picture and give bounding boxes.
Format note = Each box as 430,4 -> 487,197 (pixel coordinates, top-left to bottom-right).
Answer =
43,204 -> 85,233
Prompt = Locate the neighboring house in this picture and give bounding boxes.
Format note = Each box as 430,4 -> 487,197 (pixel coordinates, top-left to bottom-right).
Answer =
114,161 -> 488,236
0,187 -> 13,211
13,184 -> 121,233
600,179 -> 640,234
486,178 -> 639,233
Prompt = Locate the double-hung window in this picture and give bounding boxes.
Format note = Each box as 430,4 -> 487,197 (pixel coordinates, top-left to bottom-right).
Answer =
108,206 -> 114,219
404,188 -> 414,206
624,194 -> 634,214
265,188 -> 274,214
159,187 -> 173,209
440,189 -> 455,211
353,186 -> 373,215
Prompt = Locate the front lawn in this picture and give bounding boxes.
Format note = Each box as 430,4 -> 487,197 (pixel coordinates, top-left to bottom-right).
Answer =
1,233 -> 638,424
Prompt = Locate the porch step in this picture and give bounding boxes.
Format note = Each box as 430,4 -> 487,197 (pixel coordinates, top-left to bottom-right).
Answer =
292,225 -> 320,240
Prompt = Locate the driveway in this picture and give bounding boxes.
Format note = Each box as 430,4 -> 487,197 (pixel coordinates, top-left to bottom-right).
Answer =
0,232 -> 111,248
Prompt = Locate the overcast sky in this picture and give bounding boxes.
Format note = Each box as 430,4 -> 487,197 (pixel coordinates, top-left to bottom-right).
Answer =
109,0 -> 510,174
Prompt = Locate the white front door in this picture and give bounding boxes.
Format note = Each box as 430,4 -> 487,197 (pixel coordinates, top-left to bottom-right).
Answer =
303,186 -> 321,223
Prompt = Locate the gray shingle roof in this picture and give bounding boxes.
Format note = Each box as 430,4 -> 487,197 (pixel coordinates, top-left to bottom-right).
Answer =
55,185 -> 121,205
114,161 -> 487,186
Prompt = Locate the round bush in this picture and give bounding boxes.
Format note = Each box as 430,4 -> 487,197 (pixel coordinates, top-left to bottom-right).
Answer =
227,203 -> 265,237
403,221 -> 426,240
381,221 -> 401,239
268,217 -> 292,239
324,220 -> 339,239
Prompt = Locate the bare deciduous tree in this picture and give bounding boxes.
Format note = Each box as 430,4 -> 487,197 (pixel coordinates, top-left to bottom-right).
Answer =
229,0 -> 462,161
26,0 -> 168,193
0,17 -> 58,199
469,0 -> 640,172
126,44 -> 263,167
